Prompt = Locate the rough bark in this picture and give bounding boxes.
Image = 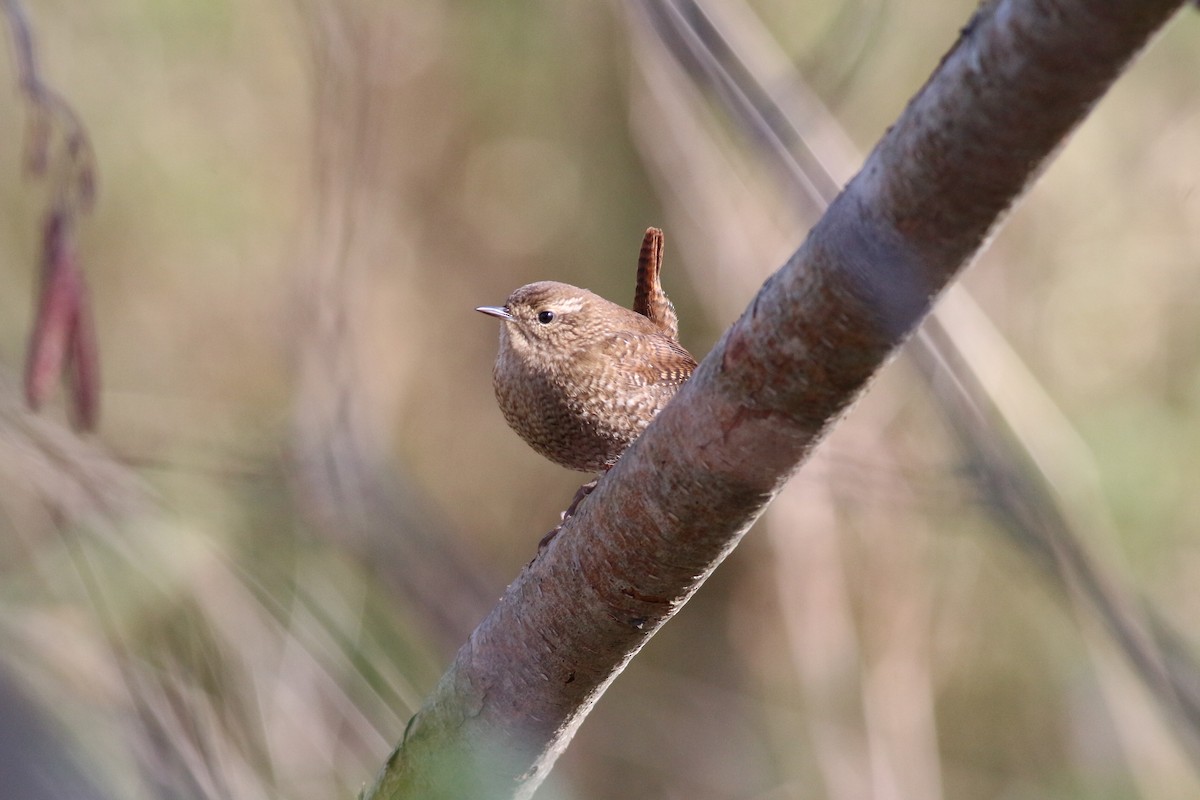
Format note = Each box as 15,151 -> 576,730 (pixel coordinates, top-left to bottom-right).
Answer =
363,0 -> 1187,797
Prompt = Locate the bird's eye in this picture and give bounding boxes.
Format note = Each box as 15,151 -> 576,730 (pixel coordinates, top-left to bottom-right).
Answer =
536,310 -> 556,324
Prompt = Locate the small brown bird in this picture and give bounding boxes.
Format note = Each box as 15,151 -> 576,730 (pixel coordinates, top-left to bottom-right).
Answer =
477,228 -> 696,474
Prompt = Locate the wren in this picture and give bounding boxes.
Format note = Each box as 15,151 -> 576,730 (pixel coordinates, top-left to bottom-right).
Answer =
477,228 -> 696,474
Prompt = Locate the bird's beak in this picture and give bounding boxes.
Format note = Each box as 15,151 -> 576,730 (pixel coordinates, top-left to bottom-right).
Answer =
476,305 -> 513,321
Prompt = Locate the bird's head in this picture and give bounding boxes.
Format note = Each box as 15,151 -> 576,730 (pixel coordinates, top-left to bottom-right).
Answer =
477,281 -> 618,361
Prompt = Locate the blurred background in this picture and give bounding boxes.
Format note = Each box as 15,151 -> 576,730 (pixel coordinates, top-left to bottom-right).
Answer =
1,0 -> 1199,798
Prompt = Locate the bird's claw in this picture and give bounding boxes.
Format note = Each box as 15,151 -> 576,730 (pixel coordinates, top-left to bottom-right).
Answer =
536,478 -> 601,554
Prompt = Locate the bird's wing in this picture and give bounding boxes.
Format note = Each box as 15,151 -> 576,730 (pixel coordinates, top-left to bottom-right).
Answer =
597,331 -> 697,388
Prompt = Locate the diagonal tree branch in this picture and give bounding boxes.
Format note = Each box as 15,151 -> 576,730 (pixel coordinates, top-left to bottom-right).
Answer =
645,0 -> 1200,776
364,0 -> 1188,797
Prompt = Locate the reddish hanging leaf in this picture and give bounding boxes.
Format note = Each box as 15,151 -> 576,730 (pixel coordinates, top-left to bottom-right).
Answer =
10,0 -> 102,431
24,210 -> 101,431
66,278 -> 101,431
25,213 -> 77,409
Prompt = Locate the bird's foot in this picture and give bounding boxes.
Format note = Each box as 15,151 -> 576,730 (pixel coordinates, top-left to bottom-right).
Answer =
563,478 -> 599,520
537,478 -> 600,551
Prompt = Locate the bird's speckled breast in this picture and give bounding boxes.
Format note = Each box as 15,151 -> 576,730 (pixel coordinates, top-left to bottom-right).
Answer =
493,345 -> 645,472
